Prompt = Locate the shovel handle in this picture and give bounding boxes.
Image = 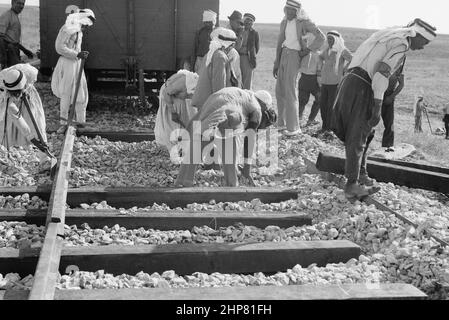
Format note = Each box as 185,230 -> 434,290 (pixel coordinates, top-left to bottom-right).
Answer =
67,58 -> 86,125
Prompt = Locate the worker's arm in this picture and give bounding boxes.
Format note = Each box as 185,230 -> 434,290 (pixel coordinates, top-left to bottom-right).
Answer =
273,20 -> 286,78
300,20 -> 326,56
0,12 -> 11,41
211,52 -> 227,93
55,29 -> 80,60
370,41 -> 408,128
254,30 -> 260,55
392,74 -> 405,97
7,102 -> 33,142
342,49 -> 353,74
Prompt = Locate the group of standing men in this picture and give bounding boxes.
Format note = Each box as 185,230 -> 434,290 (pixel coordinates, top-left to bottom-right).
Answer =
192,9 -> 260,91
270,0 -> 436,200
273,0 -> 403,154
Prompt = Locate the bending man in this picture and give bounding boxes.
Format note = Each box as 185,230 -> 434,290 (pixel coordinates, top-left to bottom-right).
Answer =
155,69 -> 199,152
332,19 -> 436,200
175,87 -> 277,187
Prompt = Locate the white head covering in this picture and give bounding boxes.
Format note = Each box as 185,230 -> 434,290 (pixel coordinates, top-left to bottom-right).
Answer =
254,90 -> 273,108
65,8 -> 96,35
325,31 -> 347,73
352,20 -> 436,68
1,69 -> 27,91
176,70 -> 199,95
203,10 -> 217,24
408,19 -> 437,41
205,28 -> 237,67
8,64 -> 38,87
65,5 -> 79,15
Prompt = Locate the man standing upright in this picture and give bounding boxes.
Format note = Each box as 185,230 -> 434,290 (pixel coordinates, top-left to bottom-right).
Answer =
226,10 -> 243,88
273,0 -> 325,136
298,33 -> 322,127
238,13 -> 260,90
0,0 -> 33,69
332,19 -> 436,200
381,65 -> 405,152
193,10 -> 217,74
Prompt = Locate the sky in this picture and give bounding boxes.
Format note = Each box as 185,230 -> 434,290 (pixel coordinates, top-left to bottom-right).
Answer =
2,0 -> 448,33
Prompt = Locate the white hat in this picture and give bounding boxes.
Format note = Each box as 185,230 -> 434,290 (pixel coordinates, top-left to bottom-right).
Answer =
78,8 -> 96,25
203,10 -> 217,24
254,90 -> 273,108
408,18 -> 437,41
2,69 -> 27,91
65,5 -> 79,15
285,0 -> 301,10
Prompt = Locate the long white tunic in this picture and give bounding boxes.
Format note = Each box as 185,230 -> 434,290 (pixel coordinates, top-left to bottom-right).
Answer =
51,25 -> 89,122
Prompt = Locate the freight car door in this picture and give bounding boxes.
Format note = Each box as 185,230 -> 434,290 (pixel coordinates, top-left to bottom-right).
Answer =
83,0 -> 128,70
134,0 -> 176,71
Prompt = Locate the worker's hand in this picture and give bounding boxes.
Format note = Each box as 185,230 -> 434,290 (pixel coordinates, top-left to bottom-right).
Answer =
77,51 -> 89,59
298,48 -> 311,58
273,65 -> 279,79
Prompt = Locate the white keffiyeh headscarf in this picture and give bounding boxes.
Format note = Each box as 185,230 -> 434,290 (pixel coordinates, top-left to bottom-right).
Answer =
351,20 -> 436,69
324,31 -> 347,73
176,70 -> 199,95
205,28 -> 237,67
65,8 -> 96,35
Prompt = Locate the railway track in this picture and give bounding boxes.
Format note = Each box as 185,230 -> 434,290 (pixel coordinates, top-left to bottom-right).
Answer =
0,128 -> 435,300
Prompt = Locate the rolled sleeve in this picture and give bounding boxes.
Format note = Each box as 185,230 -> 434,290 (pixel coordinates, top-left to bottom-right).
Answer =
372,42 -> 408,100
55,29 -> 79,60
303,20 -> 325,52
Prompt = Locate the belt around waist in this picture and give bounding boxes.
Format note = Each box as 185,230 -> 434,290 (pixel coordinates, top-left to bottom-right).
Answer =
282,47 -> 300,52
347,67 -> 372,84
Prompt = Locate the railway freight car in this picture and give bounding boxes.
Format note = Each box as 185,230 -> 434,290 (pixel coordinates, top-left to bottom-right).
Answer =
39,0 -> 219,100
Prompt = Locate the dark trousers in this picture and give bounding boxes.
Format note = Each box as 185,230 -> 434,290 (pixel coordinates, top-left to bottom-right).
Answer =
298,73 -> 321,122
381,100 -> 395,148
320,84 -> 338,131
0,40 -> 20,68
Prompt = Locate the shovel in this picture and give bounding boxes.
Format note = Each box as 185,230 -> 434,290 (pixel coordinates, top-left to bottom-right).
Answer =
67,58 -> 86,127
22,94 -> 58,178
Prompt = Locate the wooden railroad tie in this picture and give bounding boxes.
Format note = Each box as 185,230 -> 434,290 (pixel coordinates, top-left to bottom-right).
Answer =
1,283 -> 427,301
46,130 -> 156,143
0,241 -> 361,277
0,187 -> 300,209
316,152 -> 449,194
0,209 -> 312,230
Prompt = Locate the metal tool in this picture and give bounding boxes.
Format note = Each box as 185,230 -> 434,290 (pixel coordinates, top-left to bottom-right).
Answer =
424,108 -> 433,134
21,93 -> 58,179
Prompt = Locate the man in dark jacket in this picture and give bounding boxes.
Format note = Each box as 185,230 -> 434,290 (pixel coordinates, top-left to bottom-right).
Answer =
0,0 -> 33,69
237,13 -> 260,90
192,10 -> 217,74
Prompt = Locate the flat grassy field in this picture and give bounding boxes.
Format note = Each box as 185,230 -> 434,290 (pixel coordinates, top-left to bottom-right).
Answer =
4,4 -> 449,166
